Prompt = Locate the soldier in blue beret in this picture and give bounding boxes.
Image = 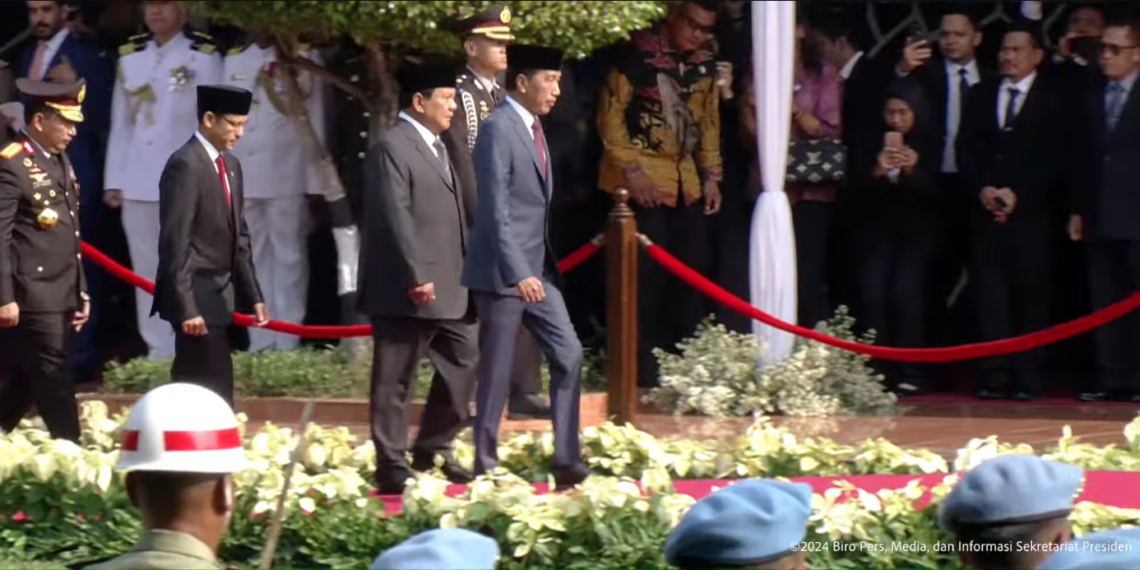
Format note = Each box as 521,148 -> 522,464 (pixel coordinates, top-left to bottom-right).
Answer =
663,479 -> 813,569
369,528 -> 499,570
1040,527 -> 1140,570
939,454 -> 1083,569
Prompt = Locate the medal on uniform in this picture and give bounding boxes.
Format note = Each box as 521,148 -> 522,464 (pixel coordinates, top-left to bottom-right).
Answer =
22,158 -> 31,167
32,192 -> 41,201
37,207 -> 59,230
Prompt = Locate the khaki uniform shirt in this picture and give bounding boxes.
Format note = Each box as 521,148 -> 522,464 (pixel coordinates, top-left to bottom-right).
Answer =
85,529 -> 223,570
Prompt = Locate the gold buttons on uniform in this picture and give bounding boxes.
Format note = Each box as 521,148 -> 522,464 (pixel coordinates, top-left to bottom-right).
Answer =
358,152 -> 365,159
359,131 -> 367,138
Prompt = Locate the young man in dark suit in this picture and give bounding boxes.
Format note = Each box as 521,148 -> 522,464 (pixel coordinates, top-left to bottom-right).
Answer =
151,85 -> 268,406
463,44 -> 589,489
357,62 -> 478,494
896,6 -> 997,390
957,23 -> 1065,400
0,78 -> 89,442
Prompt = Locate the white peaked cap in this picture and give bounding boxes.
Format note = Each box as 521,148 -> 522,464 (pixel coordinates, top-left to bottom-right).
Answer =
115,383 -> 248,474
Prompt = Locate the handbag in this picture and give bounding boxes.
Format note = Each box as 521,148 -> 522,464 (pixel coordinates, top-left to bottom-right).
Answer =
786,138 -> 847,184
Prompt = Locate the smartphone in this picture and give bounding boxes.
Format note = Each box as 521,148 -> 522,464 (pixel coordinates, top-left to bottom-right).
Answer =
907,20 -> 927,45
884,131 -> 903,149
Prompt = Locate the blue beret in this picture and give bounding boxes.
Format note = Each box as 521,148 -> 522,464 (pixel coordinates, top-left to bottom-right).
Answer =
939,454 -> 1083,532
664,479 -> 813,567
369,529 -> 499,570
1040,528 -> 1140,570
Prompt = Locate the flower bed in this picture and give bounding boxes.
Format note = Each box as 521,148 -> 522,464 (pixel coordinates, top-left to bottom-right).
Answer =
2,403 -> 1140,568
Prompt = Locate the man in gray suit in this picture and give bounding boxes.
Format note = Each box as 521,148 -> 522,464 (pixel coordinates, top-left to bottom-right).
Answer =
357,62 -> 477,494
463,44 -> 589,489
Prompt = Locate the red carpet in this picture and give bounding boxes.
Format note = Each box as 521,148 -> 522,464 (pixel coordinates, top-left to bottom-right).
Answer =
374,471 -> 1139,514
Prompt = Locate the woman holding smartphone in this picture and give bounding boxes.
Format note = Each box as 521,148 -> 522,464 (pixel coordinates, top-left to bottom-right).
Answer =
849,79 -> 941,395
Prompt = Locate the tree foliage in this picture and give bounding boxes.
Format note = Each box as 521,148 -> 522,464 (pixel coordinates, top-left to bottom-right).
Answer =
185,1 -> 671,59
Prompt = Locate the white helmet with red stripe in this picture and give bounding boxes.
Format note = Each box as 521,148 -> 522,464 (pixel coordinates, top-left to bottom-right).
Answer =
115,382 -> 249,473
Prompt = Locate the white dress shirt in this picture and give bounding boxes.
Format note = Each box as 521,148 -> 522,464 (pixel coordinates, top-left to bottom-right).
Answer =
398,111 -> 442,155
942,58 -> 980,173
506,96 -> 536,139
997,72 -> 1036,129
194,130 -> 222,171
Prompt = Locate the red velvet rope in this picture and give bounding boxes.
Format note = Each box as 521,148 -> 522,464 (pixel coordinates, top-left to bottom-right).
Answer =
79,234 -> 604,339
641,240 -> 1140,363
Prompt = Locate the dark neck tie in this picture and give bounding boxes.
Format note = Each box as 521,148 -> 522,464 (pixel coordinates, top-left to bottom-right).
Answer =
1003,87 -> 1020,130
215,155 -> 232,208
958,68 -> 970,114
1107,82 -> 1126,130
432,138 -> 451,178
532,120 -> 547,177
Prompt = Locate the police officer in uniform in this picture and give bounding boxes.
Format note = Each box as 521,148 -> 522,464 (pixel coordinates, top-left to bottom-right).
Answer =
0,78 -> 89,443
444,6 -> 550,420
85,382 -> 247,570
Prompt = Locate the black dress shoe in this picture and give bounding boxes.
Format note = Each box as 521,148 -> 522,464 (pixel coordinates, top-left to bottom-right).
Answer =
411,452 -> 473,484
550,463 -> 591,491
508,394 -> 551,420
1012,390 -> 1036,401
1079,391 -> 1107,403
374,467 -> 414,495
976,388 -> 1009,400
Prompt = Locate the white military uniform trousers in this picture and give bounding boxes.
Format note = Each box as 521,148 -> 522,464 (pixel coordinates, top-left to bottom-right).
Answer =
244,196 -> 309,352
121,199 -> 176,359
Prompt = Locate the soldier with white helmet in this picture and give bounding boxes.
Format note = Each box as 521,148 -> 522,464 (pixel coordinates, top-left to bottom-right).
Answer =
85,382 -> 247,570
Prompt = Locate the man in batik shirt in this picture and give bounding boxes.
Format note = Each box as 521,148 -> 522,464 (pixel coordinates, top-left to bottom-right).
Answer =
597,0 -> 723,387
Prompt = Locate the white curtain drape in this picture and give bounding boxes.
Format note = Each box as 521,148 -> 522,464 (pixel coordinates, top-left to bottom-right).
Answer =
748,1 -> 798,362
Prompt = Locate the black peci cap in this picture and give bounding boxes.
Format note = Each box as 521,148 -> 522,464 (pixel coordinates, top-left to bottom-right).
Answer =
506,44 -> 563,71
197,84 -> 253,118
398,62 -> 458,95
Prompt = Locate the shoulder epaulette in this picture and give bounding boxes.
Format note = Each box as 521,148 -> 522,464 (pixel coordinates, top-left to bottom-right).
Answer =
118,32 -> 152,57
187,30 -> 218,54
0,142 -> 22,161
226,43 -> 250,57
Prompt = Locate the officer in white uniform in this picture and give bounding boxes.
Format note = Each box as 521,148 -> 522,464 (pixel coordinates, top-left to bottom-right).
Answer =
222,34 -> 326,352
103,1 -> 222,359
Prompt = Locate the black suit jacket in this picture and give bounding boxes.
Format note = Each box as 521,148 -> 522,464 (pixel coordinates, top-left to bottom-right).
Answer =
908,56 -> 997,155
957,72 -> 1068,221
151,137 -> 262,326
357,119 -> 468,320
1071,74 -> 1140,241
0,135 -> 87,312
841,53 -> 896,152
